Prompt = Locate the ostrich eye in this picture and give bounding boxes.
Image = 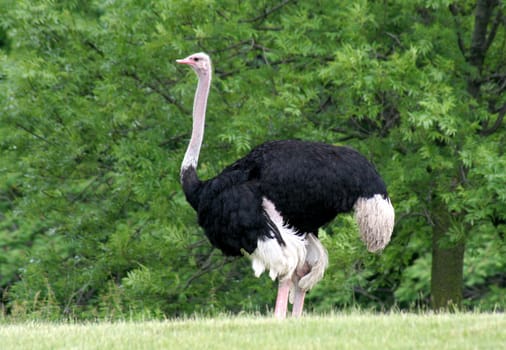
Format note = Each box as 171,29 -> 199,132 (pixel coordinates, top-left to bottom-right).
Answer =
193,57 -> 200,62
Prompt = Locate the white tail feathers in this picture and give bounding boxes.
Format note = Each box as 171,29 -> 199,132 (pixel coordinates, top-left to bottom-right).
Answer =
354,194 -> 395,252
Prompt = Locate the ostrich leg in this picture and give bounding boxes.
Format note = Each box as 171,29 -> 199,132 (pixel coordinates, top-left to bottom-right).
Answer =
291,286 -> 306,317
292,263 -> 310,317
274,278 -> 291,319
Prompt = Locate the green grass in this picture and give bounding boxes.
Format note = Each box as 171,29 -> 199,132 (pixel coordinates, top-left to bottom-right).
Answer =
1,312 -> 505,350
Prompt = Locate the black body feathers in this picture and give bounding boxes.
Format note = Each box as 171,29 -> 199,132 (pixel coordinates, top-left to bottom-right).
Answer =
181,140 -> 389,256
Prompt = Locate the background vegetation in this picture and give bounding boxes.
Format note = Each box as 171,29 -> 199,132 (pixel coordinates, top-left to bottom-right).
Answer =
0,0 -> 505,319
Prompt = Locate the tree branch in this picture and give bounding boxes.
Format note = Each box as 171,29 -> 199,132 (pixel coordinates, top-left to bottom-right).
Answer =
158,132 -> 189,148
123,70 -> 189,114
469,0 -> 499,70
183,251 -> 238,290
15,122 -> 55,145
240,0 -> 296,23
484,6 -> 503,52
480,103 -> 506,136
385,31 -> 404,49
353,286 -> 383,303
449,3 -> 468,59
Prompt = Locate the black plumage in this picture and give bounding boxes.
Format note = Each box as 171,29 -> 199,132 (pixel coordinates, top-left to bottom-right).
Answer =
182,140 -> 389,256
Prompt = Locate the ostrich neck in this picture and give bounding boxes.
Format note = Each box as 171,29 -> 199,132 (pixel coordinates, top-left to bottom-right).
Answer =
181,69 -> 211,179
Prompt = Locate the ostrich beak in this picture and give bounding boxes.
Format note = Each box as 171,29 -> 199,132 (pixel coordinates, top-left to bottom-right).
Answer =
176,57 -> 192,65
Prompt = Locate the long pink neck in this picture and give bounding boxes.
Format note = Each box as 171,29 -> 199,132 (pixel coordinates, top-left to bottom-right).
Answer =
181,68 -> 212,179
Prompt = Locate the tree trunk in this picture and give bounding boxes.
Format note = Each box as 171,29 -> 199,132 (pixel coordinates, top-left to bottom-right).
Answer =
430,204 -> 465,310
430,0 -> 502,312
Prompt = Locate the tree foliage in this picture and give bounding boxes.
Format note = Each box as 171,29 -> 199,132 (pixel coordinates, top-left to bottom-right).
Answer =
1,0 -> 505,319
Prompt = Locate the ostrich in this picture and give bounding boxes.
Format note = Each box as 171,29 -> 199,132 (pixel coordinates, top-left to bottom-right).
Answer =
176,52 -> 394,319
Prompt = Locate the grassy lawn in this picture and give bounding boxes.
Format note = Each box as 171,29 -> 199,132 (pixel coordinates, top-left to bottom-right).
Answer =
1,312 -> 504,350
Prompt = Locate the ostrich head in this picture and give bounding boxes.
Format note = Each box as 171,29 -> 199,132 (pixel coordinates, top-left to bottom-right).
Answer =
176,52 -> 211,77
